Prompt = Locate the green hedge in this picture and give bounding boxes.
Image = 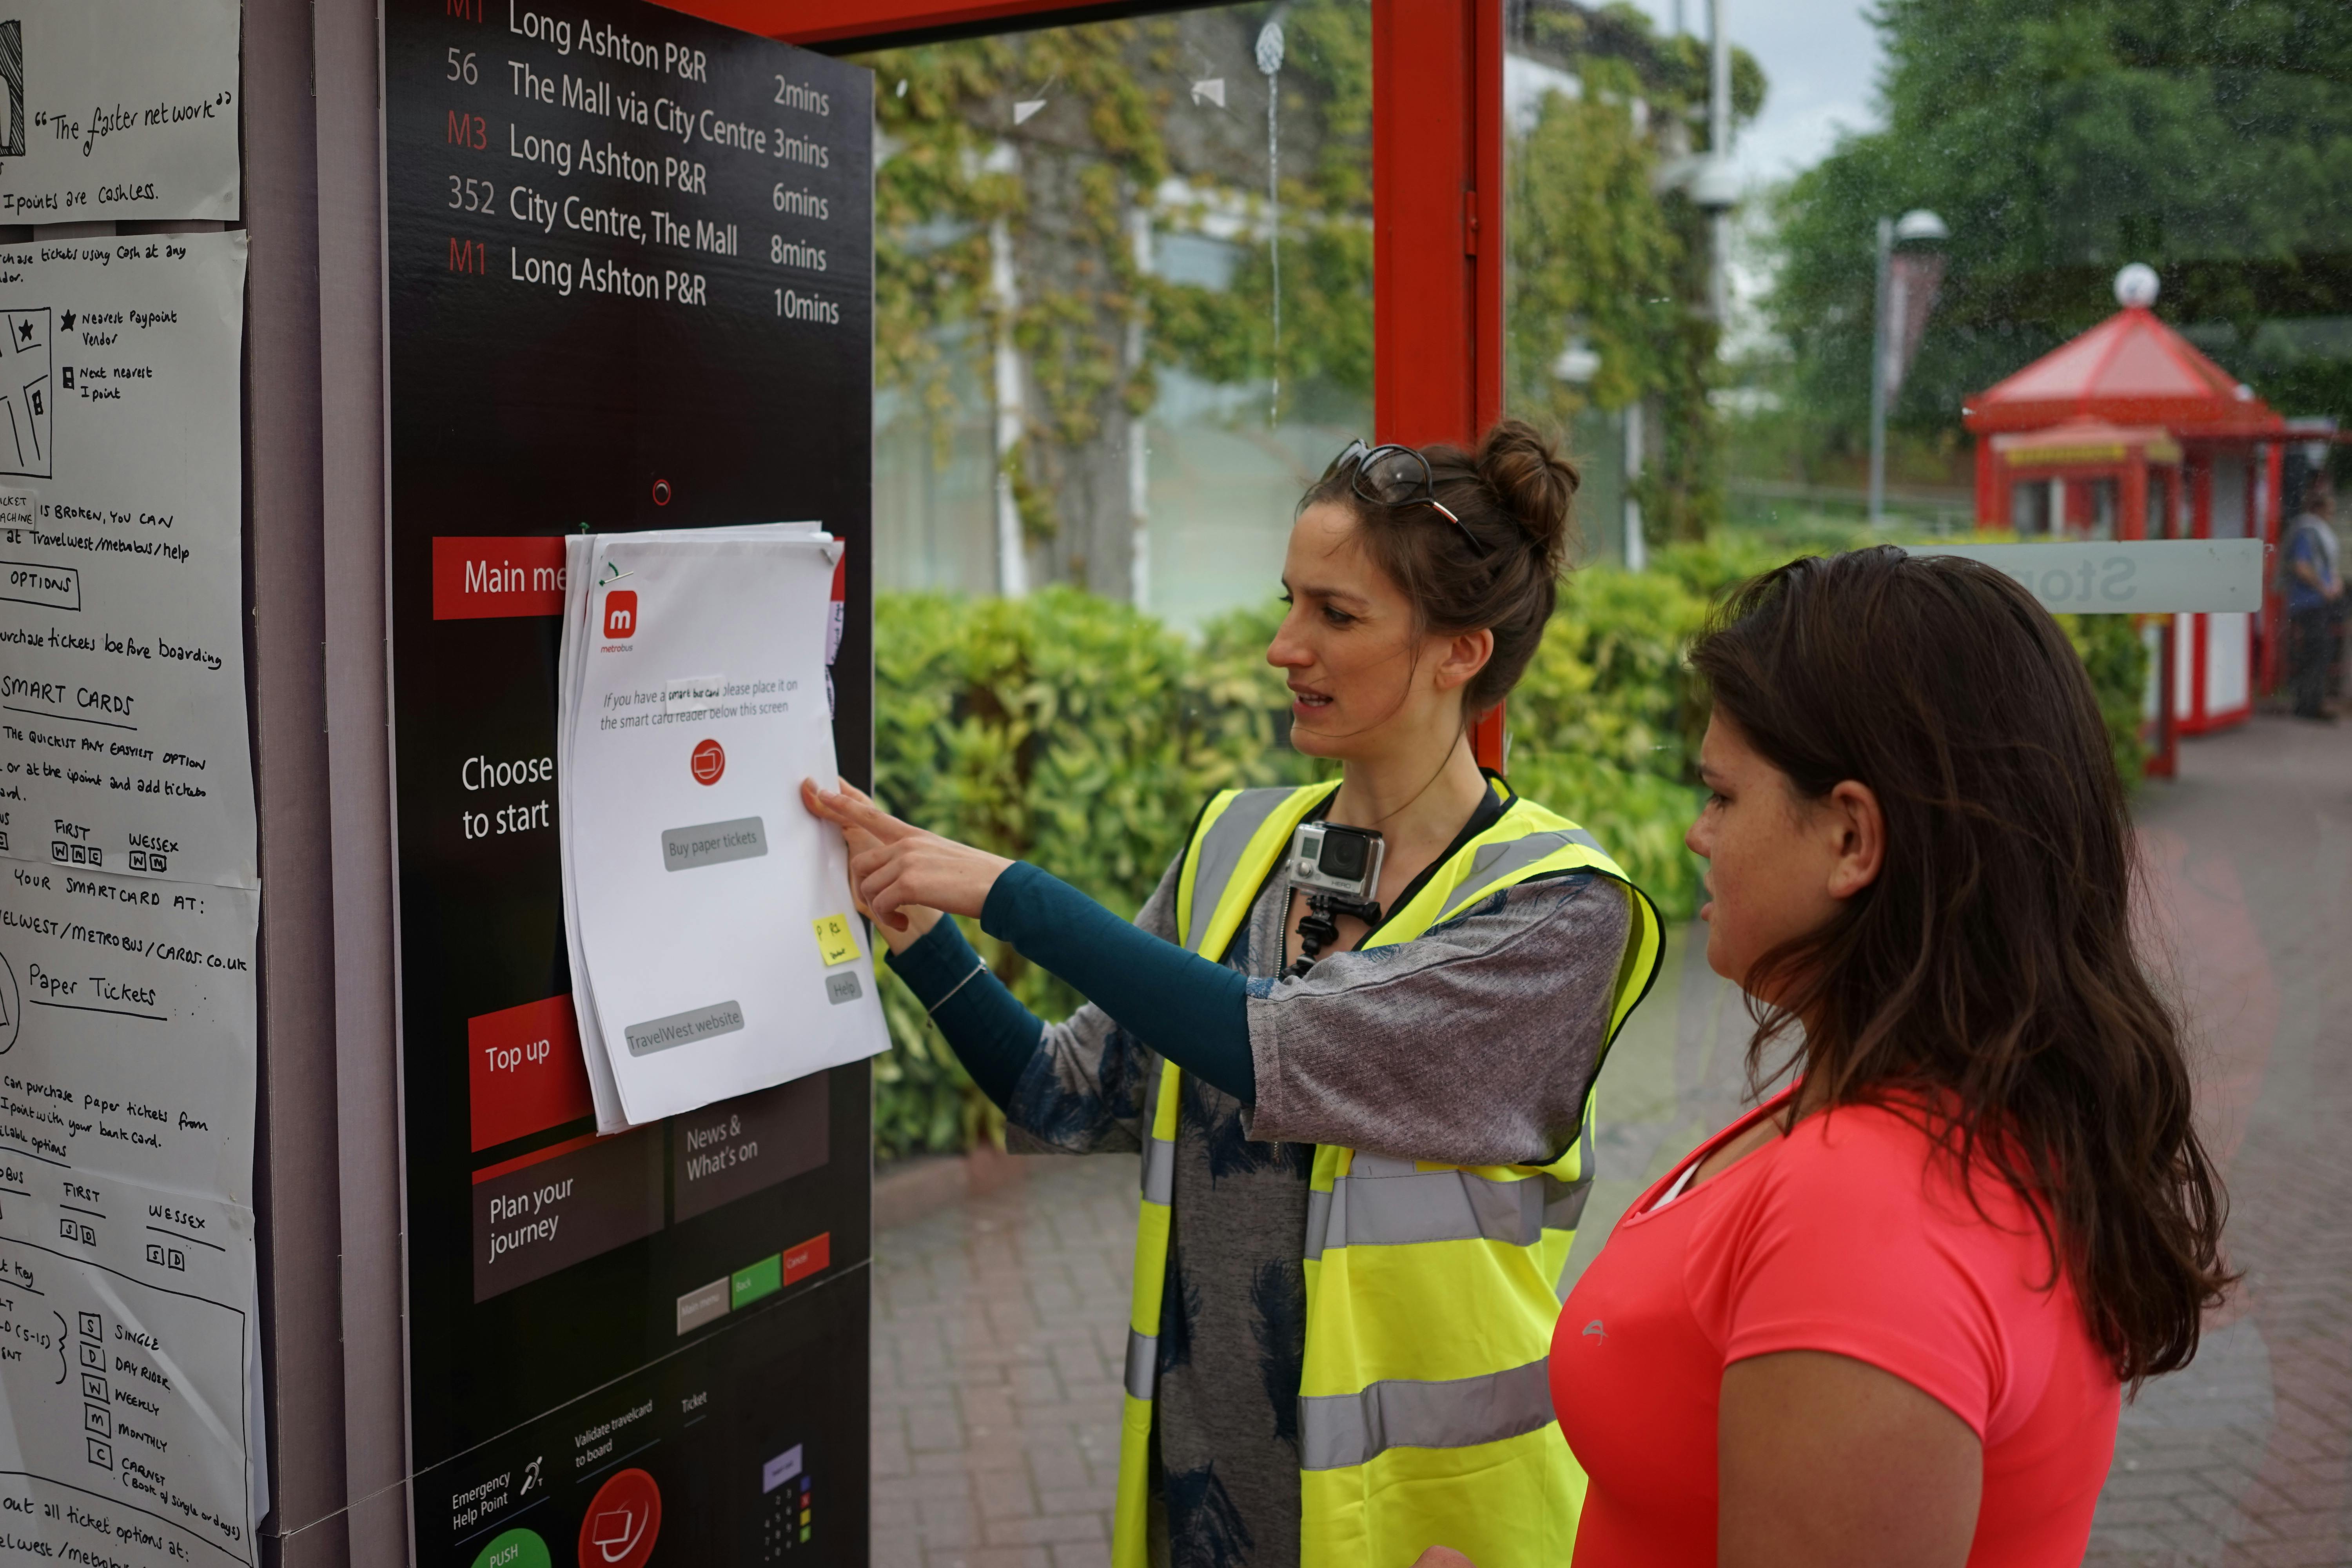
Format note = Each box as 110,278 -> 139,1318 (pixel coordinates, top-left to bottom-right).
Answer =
866,548 -> 2147,1158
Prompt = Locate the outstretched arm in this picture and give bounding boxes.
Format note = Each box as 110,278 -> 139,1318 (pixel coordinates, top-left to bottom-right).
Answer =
802,780 -> 1256,1104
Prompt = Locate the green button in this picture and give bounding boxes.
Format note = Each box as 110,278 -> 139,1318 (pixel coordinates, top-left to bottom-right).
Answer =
470,1528 -> 549,1568
731,1254 -> 781,1308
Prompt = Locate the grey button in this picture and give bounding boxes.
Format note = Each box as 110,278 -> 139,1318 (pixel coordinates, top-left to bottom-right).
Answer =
661,815 -> 769,872
825,973 -> 862,1005
624,1000 -> 746,1056
676,1278 -> 730,1335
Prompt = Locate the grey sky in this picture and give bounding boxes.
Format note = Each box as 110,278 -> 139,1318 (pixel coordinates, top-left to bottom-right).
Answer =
1620,0 -> 1888,190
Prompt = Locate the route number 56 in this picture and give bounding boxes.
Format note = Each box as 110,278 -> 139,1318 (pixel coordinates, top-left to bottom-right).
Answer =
446,49 -> 479,85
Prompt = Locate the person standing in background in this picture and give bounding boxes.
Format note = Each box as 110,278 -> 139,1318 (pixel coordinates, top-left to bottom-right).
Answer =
2284,469 -> 2343,721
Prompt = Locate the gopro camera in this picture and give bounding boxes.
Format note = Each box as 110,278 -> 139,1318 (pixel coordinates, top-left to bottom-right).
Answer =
1290,821 -> 1385,902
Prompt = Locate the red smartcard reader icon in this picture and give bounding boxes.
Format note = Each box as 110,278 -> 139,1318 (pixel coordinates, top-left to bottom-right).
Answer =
603,590 -> 638,640
579,1468 -> 661,1568
691,738 -> 725,785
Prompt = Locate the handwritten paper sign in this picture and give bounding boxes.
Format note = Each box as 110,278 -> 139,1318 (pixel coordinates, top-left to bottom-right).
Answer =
0,234 -> 253,890
0,0 -> 241,223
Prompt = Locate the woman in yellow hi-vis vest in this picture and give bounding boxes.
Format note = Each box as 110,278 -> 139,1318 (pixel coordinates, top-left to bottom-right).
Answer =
806,420 -> 1662,1568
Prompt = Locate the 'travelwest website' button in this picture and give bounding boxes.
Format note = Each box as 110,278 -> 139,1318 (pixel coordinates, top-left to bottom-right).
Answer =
661,815 -> 768,871
624,1000 -> 745,1056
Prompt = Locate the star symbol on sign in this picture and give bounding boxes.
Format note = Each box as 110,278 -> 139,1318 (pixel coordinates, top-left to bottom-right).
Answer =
14,319 -> 31,345
58,311 -> 73,332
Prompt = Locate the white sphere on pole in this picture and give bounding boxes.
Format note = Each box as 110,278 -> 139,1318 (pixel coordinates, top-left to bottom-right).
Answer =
2115,263 -> 2160,308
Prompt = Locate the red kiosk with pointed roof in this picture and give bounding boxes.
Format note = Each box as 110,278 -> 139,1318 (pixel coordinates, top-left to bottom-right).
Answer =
1966,265 -> 2285,739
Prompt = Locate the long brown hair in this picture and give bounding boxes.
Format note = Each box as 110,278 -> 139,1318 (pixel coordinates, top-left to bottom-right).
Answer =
1689,546 -> 2231,1385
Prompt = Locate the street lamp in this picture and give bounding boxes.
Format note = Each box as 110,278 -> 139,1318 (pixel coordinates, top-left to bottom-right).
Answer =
1868,208 -> 1949,526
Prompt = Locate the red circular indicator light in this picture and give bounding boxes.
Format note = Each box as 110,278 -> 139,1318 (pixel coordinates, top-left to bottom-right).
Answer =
690,739 -> 725,786
577,1468 -> 661,1568
651,479 -> 672,506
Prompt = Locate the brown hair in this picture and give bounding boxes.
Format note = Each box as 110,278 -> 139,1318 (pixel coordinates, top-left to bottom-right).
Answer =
1297,419 -> 1579,717
1689,546 -> 2231,1387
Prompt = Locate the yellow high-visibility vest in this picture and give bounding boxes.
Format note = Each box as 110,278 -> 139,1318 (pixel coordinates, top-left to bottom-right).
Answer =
1109,777 -> 1664,1568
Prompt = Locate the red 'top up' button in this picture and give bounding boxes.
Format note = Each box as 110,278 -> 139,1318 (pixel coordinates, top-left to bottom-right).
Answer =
468,995 -> 594,1151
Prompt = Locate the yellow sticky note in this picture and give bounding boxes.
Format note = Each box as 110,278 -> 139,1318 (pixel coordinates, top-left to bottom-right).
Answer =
813,913 -> 860,967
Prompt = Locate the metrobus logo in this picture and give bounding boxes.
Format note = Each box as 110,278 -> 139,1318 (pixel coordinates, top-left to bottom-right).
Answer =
603,590 -> 638,640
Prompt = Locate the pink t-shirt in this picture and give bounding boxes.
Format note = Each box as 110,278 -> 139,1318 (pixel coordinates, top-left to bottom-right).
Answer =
1554,1089 -> 2121,1567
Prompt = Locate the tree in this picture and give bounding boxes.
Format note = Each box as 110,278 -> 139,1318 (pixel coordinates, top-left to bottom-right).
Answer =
1766,0 -> 2352,477
1505,2 -> 1765,543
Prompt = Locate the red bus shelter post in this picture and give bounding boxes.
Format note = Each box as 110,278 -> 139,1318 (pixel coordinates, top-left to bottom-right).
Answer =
1372,0 -> 1508,769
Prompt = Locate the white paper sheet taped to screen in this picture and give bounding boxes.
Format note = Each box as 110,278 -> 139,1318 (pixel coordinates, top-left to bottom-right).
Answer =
556,524 -> 885,1130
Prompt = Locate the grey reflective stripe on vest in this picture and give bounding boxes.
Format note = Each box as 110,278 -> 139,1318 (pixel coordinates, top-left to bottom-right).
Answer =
1305,1158 -> 1590,1261
1123,1328 -> 1157,1401
1298,1357 -> 1556,1471
1141,1129 -> 1175,1205
1434,829 -> 1606,923
1182,788 -> 1308,953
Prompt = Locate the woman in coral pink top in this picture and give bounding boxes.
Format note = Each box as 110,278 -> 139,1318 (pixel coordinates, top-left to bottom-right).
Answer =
1552,549 -> 2232,1568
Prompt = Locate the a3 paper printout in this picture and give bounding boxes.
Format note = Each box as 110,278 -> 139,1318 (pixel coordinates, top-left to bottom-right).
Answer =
558,527 -> 888,1131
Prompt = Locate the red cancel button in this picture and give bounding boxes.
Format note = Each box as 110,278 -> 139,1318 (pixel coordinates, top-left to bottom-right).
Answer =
782,1232 -> 830,1286
432,536 -> 568,620
468,995 -> 595,1151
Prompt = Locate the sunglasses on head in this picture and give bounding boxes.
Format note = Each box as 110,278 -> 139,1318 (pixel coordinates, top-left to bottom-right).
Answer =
1323,440 -> 1490,557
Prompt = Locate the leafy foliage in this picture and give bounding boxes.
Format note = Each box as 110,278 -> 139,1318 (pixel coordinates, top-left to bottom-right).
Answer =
1503,11 -> 1769,542
1766,0 -> 2352,470
868,588 -> 1314,1159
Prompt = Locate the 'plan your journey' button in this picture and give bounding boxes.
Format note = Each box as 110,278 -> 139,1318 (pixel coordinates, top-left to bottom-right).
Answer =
625,1001 -> 745,1056
661,815 -> 768,871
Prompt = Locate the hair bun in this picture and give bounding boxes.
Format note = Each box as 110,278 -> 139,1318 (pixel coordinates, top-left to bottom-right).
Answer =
1475,419 -> 1579,574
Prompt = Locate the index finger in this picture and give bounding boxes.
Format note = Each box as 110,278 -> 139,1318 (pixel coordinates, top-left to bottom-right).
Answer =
800,777 -> 916,841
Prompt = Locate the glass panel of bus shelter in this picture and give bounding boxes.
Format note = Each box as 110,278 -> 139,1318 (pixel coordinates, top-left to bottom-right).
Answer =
854,2 -> 1370,630
1500,9 -> 1760,570
848,4 -> 1366,1157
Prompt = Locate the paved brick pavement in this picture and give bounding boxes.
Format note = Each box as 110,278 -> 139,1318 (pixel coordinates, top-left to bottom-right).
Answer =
871,1154 -> 1139,1568
872,713 -> 2352,1567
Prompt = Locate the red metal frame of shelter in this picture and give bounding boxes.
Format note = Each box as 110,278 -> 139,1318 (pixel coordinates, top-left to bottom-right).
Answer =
652,0 -> 1514,768
1965,299 -> 2286,734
